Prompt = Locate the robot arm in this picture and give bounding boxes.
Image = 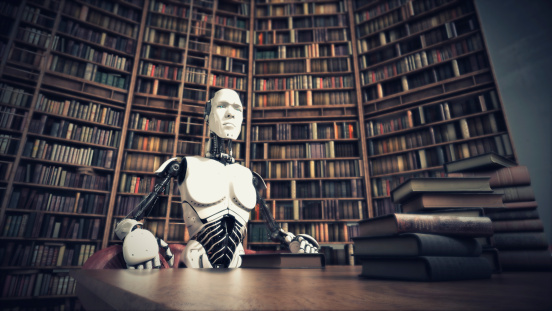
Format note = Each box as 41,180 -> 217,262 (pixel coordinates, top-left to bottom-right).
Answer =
114,157 -> 184,269
252,172 -> 319,254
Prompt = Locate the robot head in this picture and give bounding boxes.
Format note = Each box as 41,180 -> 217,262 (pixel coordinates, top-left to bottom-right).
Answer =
205,89 -> 243,140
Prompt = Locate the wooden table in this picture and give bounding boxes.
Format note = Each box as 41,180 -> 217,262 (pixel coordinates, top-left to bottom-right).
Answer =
71,266 -> 552,310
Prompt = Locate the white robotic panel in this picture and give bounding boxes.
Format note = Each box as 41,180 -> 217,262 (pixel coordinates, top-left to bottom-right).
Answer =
178,156 -> 256,237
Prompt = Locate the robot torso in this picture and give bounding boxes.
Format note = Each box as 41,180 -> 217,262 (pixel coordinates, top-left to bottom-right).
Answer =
177,156 -> 256,238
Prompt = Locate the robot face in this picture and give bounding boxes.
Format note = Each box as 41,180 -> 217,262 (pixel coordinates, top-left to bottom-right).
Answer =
208,89 -> 243,140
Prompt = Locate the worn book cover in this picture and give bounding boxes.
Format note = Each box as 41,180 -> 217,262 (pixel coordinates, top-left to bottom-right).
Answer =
391,177 -> 492,204
358,256 -> 493,281
358,213 -> 494,238
353,233 -> 482,257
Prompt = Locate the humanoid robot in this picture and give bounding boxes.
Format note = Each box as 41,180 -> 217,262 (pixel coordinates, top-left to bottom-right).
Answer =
115,89 -> 319,269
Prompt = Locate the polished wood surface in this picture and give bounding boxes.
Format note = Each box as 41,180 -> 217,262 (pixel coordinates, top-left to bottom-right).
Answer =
72,266 -> 552,310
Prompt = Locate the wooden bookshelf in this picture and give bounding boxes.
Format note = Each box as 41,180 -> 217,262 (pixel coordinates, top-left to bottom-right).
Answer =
0,0 -> 521,308
250,0 -> 365,259
352,0 -> 516,216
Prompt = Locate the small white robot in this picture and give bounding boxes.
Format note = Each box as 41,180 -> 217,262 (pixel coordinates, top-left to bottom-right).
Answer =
115,89 -> 319,269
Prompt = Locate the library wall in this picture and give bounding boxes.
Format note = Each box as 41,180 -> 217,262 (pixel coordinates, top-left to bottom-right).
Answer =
0,0 -> 530,308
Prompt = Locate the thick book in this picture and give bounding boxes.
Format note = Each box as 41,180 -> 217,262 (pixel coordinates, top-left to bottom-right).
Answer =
444,152 -> 517,173
400,193 -> 504,214
409,207 -> 485,217
391,177 -> 492,204
493,232 -> 549,250
353,233 -> 482,257
240,253 -> 325,269
358,256 -> 493,281
486,207 -> 539,221
447,165 -> 531,188
491,219 -> 544,232
493,185 -> 535,203
498,250 -> 552,271
357,213 -> 494,238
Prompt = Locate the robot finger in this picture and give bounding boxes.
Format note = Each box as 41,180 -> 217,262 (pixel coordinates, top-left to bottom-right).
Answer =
145,260 -> 153,270
127,265 -> 135,269
137,264 -> 144,270
153,254 -> 161,268
299,240 -> 307,253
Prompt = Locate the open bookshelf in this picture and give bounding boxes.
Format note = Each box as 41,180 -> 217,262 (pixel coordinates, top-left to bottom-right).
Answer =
0,0 -> 521,308
352,0 -> 516,216
249,0 -> 366,264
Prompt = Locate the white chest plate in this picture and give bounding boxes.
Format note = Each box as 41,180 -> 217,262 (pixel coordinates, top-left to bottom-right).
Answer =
177,156 -> 256,237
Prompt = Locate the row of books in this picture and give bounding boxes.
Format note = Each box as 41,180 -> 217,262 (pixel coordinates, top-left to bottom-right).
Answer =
1,270 -> 77,298
367,114 -> 503,156
213,14 -> 248,29
22,139 -> 115,169
1,242 -> 94,268
28,116 -> 122,148
211,56 -> 247,74
129,112 -> 175,133
214,26 -> 249,44
254,15 -> 348,31
141,44 -> 184,63
8,188 -> 107,215
255,1 -> 345,17
126,132 -> 175,153
368,135 -> 512,176
53,37 -> 132,72
213,42 -> 247,58
0,135 -> 20,156
143,27 -> 187,48
18,26 -> 54,49
251,141 -> 359,160
35,93 -> 124,127
119,173 -> 170,195
365,90 -> 500,137
2,212 -> 102,240
356,2 -> 474,53
79,0 -> 141,22
253,199 -> 364,221
359,33 -> 483,82
49,55 -> 129,90
146,11 -> 190,33
0,83 -> 33,108
251,159 -> 363,179
123,153 -> 170,173
251,122 -> 358,141
135,78 -> 179,97
208,74 -> 247,91
254,75 -> 355,92
249,221 -> 358,243
58,18 -> 136,54
63,3 -> 139,38
353,0 -> 406,24
14,164 -> 112,191
265,179 -> 364,199
138,61 -> 183,80
256,43 -> 352,62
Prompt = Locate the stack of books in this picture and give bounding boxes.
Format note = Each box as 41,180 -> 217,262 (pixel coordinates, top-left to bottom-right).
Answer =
354,177 -> 500,281
445,153 -> 551,271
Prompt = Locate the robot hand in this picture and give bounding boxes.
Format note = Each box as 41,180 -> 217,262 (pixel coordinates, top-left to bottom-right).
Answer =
115,219 -> 174,269
282,231 -> 319,254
